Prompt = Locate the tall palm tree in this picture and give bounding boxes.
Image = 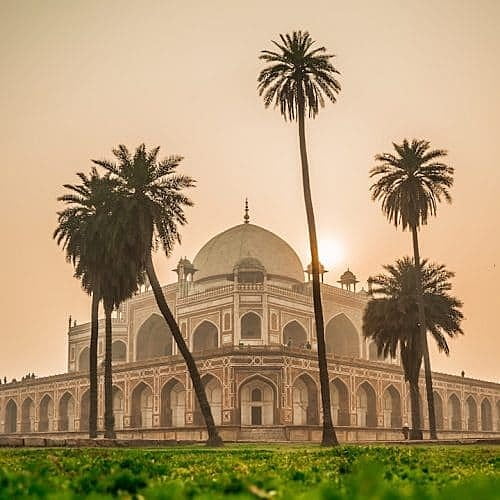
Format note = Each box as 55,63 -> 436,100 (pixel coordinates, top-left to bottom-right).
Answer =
258,31 -> 341,446
370,139 -> 454,439
94,144 -> 223,446
54,168 -> 118,438
363,258 -> 463,439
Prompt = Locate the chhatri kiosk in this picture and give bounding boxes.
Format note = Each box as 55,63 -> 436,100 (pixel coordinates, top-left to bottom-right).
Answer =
1,212 -> 499,441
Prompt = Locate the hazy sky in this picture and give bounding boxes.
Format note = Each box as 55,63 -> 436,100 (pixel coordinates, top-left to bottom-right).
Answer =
1,0 -> 499,382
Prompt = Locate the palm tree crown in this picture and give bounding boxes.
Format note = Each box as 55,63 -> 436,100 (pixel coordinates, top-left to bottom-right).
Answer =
258,30 -> 341,120
369,139 -> 454,230
363,257 -> 463,363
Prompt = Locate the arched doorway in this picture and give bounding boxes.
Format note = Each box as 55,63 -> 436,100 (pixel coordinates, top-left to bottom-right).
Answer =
80,391 -> 90,432
240,377 -> 276,426
112,341 -> 127,362
383,386 -> 402,428
39,395 -> 54,432
21,397 -> 35,433
59,392 -> 75,431
448,394 -> 461,430
5,399 -> 17,433
292,374 -> 318,425
325,314 -> 360,357
433,391 -> 444,430
465,396 -> 478,431
481,398 -> 492,431
136,315 -> 173,361
130,382 -> 153,428
160,379 -> 186,427
357,382 -> 377,427
330,378 -> 350,425
283,321 -> 307,348
241,312 -> 262,340
194,374 -> 222,426
113,387 -> 124,430
192,321 -> 218,352
78,347 -> 90,372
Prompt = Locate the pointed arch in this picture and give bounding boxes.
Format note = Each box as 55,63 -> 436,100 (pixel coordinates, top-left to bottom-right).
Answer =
112,386 -> 124,430
39,394 -> 54,432
448,393 -> 461,430
160,378 -> 186,427
238,374 -> 277,425
283,320 -> 307,347
325,313 -> 360,357
241,312 -> 262,339
136,314 -> 173,361
130,381 -> 153,428
465,395 -> 478,431
292,373 -> 318,425
5,399 -> 17,433
192,321 -> 219,352
480,398 -> 492,431
194,374 -> 222,426
59,392 -> 75,431
383,385 -> 402,428
433,391 -> 444,430
80,390 -> 90,432
78,346 -> 90,372
330,377 -> 350,425
357,381 -> 377,427
112,340 -> 127,362
21,397 -> 35,433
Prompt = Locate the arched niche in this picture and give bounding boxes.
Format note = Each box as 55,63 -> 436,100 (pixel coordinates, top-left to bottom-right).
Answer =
192,321 -> 218,352
465,396 -> 478,431
433,391 -> 444,430
59,392 -> 75,432
136,315 -> 173,361
325,314 -> 360,358
160,379 -> 186,427
480,398 -> 492,431
357,382 -> 377,427
283,321 -> 307,347
292,374 -> 319,425
78,347 -> 90,372
21,397 -> 35,433
113,386 -> 124,430
112,341 -> 127,362
239,376 -> 276,426
330,378 -> 350,426
447,394 -> 461,430
240,312 -> 261,340
383,385 -> 402,428
130,382 -> 153,428
39,395 -> 54,432
5,399 -> 17,433
194,374 -> 222,426
80,391 -> 90,432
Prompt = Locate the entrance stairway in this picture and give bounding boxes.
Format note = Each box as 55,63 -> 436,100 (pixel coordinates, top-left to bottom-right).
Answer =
238,426 -> 287,442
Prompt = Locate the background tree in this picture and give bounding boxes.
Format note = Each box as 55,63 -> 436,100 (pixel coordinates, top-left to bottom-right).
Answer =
258,30 -> 341,446
54,169 -> 118,438
370,139 -> 454,439
93,144 -> 223,446
363,257 -> 463,439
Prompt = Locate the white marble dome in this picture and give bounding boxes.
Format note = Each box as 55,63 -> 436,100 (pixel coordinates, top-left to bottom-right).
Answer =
192,223 -> 304,284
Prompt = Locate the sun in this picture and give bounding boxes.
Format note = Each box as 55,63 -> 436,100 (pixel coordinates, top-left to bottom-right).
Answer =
318,237 -> 345,270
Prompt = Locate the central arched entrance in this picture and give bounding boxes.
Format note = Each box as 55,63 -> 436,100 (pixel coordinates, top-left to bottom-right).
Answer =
160,379 -> 186,427
292,374 -> 319,425
325,314 -> 360,357
136,315 -> 173,360
239,376 -> 276,426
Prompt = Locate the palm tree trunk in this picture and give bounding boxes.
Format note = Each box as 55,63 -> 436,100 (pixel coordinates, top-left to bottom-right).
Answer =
89,283 -> 100,438
297,93 -> 338,447
411,225 -> 437,439
408,380 -> 422,440
145,252 -> 223,447
103,301 -> 116,439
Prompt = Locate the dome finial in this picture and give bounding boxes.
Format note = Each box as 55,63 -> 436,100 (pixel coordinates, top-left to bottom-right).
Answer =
243,198 -> 250,224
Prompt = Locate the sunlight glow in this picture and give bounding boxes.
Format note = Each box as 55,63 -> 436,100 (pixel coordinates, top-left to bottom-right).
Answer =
318,237 -> 346,270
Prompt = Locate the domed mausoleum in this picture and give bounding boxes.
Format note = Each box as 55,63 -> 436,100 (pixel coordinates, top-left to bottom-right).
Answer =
0,214 -> 498,442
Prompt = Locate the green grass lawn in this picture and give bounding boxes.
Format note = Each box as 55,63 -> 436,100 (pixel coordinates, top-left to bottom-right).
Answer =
0,444 -> 498,499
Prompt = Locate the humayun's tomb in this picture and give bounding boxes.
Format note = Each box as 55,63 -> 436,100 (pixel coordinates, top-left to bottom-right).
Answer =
1,218 -> 499,442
